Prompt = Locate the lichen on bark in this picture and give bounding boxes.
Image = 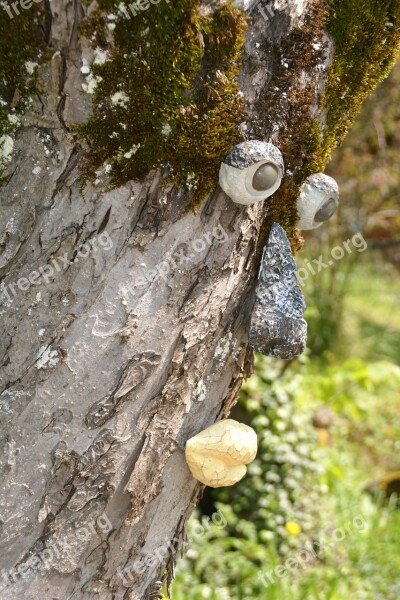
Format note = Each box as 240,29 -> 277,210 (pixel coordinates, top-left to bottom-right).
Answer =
0,3 -> 46,179
78,0 -> 247,206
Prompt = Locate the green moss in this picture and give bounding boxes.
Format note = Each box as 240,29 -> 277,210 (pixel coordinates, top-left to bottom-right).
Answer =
78,0 -> 247,207
252,4 -> 329,249
253,0 -> 400,250
77,0 -> 400,231
0,3 -> 46,180
321,0 -> 400,165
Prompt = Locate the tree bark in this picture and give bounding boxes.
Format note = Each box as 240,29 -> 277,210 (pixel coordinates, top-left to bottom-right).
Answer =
0,0 -> 397,598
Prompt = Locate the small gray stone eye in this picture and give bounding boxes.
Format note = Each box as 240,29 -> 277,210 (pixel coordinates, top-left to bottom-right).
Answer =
296,173 -> 339,230
252,162 -> 280,191
314,197 -> 338,222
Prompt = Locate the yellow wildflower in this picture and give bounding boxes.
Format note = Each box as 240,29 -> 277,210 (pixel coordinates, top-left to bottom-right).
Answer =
285,521 -> 302,536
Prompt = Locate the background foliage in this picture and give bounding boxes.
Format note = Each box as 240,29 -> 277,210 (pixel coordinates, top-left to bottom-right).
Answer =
172,59 -> 400,599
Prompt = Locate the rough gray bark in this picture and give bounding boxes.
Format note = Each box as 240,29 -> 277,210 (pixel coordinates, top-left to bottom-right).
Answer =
0,1 -> 332,599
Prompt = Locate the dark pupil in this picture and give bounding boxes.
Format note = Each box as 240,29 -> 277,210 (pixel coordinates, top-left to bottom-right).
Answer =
315,198 -> 337,222
252,163 -> 279,191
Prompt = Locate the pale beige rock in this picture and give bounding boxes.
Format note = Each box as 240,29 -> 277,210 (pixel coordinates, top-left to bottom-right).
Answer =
185,419 -> 258,488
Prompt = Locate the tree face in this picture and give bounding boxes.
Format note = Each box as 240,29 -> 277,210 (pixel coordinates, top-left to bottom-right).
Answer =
1,0 -> 400,598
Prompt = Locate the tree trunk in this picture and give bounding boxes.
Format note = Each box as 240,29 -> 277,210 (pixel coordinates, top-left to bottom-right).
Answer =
0,0 -> 398,598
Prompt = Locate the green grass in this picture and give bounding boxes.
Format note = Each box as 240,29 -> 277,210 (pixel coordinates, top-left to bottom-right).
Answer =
172,255 -> 400,598
343,261 -> 400,364
297,242 -> 400,363
172,349 -> 400,598
173,495 -> 400,599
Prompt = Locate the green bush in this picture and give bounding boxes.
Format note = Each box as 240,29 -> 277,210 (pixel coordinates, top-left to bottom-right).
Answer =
208,356 -> 325,555
173,352 -> 400,599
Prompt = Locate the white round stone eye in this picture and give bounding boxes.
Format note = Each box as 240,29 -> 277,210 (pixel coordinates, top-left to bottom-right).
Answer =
219,140 -> 284,205
296,173 -> 339,230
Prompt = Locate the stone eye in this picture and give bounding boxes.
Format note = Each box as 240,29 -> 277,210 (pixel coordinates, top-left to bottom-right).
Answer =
252,162 -> 280,191
296,173 -> 340,230
218,140 -> 284,206
315,197 -> 338,222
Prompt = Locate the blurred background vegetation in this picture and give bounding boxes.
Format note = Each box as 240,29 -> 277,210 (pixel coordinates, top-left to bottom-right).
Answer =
172,59 -> 400,599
